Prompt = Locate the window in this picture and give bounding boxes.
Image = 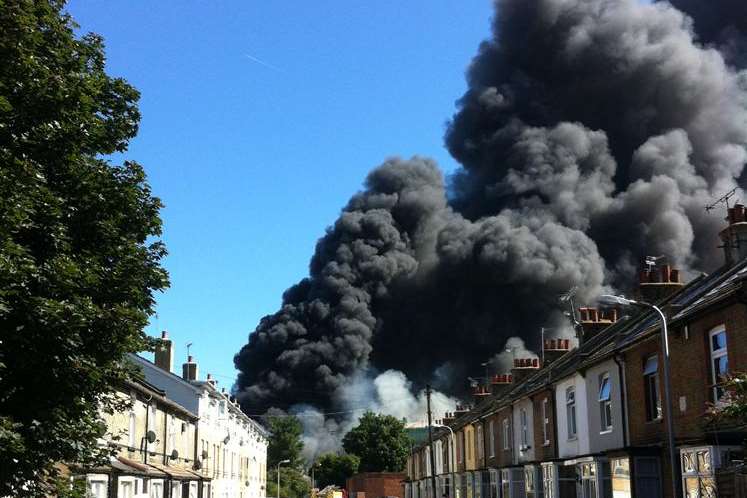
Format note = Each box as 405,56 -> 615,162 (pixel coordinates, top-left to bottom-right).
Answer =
170,481 -> 181,498
542,399 -> 550,445
149,480 -> 164,498
457,432 -> 463,463
128,411 -> 136,448
542,465 -> 555,498
565,387 -> 577,439
502,418 -> 511,450
643,356 -> 662,421
599,372 -> 612,431
578,463 -> 597,498
476,425 -> 484,461
520,409 -> 528,447
118,478 -> 135,498
488,420 -> 495,457
87,475 -> 109,498
709,327 -> 728,402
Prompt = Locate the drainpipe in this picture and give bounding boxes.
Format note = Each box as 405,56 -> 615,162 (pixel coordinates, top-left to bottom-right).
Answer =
613,355 -> 629,447
142,394 -> 153,464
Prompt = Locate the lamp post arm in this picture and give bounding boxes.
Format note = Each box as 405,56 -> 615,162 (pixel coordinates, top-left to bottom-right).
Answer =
642,302 -> 680,498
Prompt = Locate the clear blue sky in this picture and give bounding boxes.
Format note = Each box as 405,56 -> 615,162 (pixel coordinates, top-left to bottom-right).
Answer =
65,1 -> 495,385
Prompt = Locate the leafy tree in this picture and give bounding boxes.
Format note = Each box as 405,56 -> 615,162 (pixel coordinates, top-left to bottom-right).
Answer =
0,1 -> 168,495
314,453 -> 360,488
342,412 -> 410,472
267,414 -> 305,468
707,373 -> 747,424
266,466 -> 311,498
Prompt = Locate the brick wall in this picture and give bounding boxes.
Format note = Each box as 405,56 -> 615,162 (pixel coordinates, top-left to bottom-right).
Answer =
347,472 -> 407,498
496,407 -> 513,467
484,413 -> 500,469
532,390 -> 556,461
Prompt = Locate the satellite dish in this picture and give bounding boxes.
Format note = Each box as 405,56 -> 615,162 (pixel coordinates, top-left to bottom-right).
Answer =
245,481 -> 250,487
202,450 -> 209,459
146,431 -> 157,444
170,449 -> 179,460
194,460 -> 203,470
223,435 -> 230,445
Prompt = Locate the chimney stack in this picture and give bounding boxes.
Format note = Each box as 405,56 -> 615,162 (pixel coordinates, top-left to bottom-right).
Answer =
637,262 -> 684,303
182,355 -> 198,382
511,357 -> 540,384
454,404 -> 471,418
206,373 -> 217,387
542,338 -> 572,366
490,373 -> 513,398
154,330 -> 174,373
472,384 -> 491,404
442,412 -> 456,426
578,307 -> 618,342
720,203 -> 747,266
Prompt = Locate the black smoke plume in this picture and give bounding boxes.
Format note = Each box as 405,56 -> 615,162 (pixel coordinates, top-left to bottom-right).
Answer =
235,0 -> 747,414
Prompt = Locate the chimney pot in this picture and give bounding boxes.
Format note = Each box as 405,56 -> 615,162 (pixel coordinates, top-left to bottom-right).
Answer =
661,264 -> 671,283
161,330 -> 169,339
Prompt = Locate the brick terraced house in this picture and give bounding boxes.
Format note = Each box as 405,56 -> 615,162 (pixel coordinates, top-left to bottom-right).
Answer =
404,206 -> 747,498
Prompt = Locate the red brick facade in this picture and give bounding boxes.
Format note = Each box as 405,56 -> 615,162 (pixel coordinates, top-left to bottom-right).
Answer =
347,472 -> 407,498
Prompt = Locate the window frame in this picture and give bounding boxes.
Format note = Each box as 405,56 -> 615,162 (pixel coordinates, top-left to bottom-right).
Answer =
643,355 -> 662,421
488,420 -> 495,457
709,326 -> 728,403
565,387 -> 577,440
476,424 -> 484,461
542,398 -> 550,446
520,408 -> 528,447
502,418 -> 511,451
598,372 -> 612,432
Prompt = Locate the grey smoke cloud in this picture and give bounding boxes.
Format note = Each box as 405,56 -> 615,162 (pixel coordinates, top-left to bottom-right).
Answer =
235,0 -> 747,415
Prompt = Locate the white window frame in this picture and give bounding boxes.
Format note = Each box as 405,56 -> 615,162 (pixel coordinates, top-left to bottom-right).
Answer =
598,372 -> 612,432
565,387 -> 577,440
502,418 -> 511,450
542,398 -> 550,445
488,420 -> 495,457
128,410 -> 137,448
709,326 -> 728,403
541,464 -> 555,498
520,408 -> 528,447
149,479 -> 164,498
86,474 -> 109,498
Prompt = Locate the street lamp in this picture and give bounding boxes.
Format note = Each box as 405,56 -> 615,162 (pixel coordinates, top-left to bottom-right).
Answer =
598,294 -> 680,498
433,423 -> 455,498
277,459 -> 290,498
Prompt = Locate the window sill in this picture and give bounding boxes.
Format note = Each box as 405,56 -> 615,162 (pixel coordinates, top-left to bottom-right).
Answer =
599,429 -> 613,435
567,437 -> 578,441
542,442 -> 551,447
645,418 -> 663,425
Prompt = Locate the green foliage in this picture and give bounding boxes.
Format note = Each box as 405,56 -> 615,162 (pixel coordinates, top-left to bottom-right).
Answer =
0,1 -> 168,495
707,372 -> 747,425
342,412 -> 410,472
314,453 -> 360,488
267,415 -> 305,468
266,467 -> 311,498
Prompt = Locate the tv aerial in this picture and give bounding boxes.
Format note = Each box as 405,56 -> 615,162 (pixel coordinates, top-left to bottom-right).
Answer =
706,188 -> 738,212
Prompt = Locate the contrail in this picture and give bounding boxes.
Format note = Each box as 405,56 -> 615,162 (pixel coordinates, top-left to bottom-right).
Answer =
244,53 -> 282,73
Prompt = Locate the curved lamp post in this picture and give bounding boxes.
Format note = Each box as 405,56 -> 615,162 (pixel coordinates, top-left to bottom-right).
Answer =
277,459 -> 290,498
598,294 -> 679,498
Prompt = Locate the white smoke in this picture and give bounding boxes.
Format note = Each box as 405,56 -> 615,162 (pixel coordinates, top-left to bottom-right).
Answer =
293,370 -> 458,462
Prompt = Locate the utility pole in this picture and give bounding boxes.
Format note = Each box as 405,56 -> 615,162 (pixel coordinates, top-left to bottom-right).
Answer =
426,385 -> 438,498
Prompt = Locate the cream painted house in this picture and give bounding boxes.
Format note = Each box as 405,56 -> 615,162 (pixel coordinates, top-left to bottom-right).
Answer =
83,377 -> 207,498
131,332 -> 269,498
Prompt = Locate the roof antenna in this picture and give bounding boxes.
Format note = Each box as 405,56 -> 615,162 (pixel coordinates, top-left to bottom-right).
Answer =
559,286 -> 581,338
705,187 -> 737,212
186,342 -> 193,359
644,255 -> 666,271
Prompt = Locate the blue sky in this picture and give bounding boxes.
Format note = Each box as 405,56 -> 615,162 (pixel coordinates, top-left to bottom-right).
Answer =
66,1 -> 495,385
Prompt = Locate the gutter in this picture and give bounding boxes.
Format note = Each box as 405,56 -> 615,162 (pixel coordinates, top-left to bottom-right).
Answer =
612,355 -> 629,448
